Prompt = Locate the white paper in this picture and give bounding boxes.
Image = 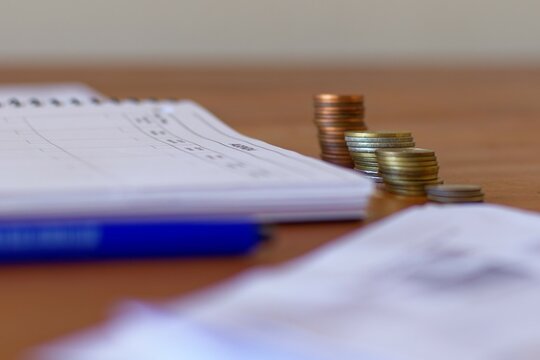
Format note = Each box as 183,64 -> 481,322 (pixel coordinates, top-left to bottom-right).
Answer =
0,99 -> 372,221
34,204 -> 540,360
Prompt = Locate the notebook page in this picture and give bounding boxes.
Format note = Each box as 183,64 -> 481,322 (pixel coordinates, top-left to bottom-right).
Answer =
0,100 -> 372,220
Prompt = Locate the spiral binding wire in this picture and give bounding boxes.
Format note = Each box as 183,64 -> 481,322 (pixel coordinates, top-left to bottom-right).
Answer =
0,97 -> 179,108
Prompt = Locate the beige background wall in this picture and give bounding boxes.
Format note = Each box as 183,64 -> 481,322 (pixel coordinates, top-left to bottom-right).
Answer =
1,0 -> 539,64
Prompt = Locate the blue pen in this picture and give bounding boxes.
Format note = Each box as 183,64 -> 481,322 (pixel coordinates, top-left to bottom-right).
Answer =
0,217 -> 268,263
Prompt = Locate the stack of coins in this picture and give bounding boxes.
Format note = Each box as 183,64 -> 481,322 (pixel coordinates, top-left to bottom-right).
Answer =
345,131 -> 415,182
314,94 -> 367,167
426,184 -> 484,203
376,148 -> 442,196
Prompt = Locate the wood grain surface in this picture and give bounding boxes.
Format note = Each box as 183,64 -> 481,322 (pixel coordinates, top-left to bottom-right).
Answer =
0,66 -> 539,359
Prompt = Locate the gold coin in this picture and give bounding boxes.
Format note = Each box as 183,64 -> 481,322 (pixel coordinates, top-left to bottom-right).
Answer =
320,153 -> 353,159
376,148 -> 436,158
352,160 -> 379,166
378,166 -> 439,173
380,165 -> 439,173
353,159 -> 378,165
383,178 -> 443,186
377,158 -> 438,165
381,173 -> 440,181
346,142 -> 415,148
380,173 -> 440,181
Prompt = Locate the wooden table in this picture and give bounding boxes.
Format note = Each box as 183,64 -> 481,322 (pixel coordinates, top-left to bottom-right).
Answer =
0,66 -> 539,359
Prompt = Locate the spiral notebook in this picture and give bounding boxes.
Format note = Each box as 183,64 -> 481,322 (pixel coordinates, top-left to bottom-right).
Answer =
0,95 -> 373,222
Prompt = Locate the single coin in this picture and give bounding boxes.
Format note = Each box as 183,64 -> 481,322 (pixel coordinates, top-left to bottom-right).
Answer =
319,139 -> 348,146
378,166 -> 440,175
355,165 -> 380,171
316,117 -> 365,124
315,113 -> 365,119
347,141 -> 414,149
425,184 -> 482,195
320,144 -> 349,151
318,126 -> 368,132
378,165 -> 439,172
347,147 -> 383,153
377,159 -> 438,165
320,141 -> 349,147
355,165 -> 379,172
320,151 -> 352,157
352,154 -> 379,160
317,122 -> 366,128
376,148 -> 435,158
322,151 -> 351,157
351,151 -> 380,158
380,167 -> 439,175
381,173 -> 440,182
377,159 -> 438,167
321,150 -> 351,156
358,169 -> 379,175
322,161 -> 354,167
352,160 -> 379,166
358,170 -> 382,179
383,178 -> 443,186
315,105 -> 365,112
316,122 -> 366,128
314,94 -> 364,103
384,187 -> 427,196
379,170 -> 439,180
353,160 -> 379,166
344,131 -> 412,138
321,153 -> 353,158
350,154 -> 378,161
345,136 -> 414,143
320,141 -> 346,146
318,135 -> 348,141
386,184 -> 436,191
349,152 -> 378,157
315,106 -> 364,113
316,112 -> 365,118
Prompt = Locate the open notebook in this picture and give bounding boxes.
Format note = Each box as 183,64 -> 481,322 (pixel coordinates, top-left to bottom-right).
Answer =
0,98 -> 373,222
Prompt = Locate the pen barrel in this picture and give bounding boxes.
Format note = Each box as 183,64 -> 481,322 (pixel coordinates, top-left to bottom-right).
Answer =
0,219 -> 262,263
